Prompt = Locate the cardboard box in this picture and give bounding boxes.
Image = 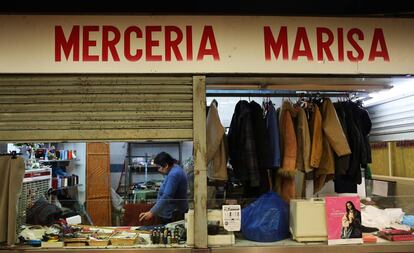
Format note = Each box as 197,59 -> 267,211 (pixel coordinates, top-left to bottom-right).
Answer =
186,209 -> 225,246
290,198 -> 327,242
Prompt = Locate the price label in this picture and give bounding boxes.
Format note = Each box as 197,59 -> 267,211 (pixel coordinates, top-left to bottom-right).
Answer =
222,205 -> 241,231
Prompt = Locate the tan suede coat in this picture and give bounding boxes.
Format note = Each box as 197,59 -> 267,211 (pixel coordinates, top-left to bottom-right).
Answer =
276,101 -> 297,202
206,102 -> 228,181
315,98 -> 352,192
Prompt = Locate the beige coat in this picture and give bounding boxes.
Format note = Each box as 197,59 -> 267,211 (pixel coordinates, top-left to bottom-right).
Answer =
206,102 -> 228,181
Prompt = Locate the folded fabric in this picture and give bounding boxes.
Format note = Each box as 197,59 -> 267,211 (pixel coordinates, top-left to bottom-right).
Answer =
402,215 -> 414,227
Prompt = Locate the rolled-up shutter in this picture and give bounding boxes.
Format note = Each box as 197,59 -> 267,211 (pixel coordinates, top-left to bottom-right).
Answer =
0,75 -> 193,142
368,94 -> 414,142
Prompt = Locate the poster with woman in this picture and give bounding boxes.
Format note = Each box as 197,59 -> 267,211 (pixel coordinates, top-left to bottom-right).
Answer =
325,196 -> 363,245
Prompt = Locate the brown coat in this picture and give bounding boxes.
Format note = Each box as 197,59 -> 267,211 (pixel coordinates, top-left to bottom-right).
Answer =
206,102 -> 228,181
295,105 -> 312,173
278,101 -> 297,178
276,101 -> 297,202
294,105 -> 312,198
315,98 -> 352,192
321,98 -> 351,157
310,105 -> 323,169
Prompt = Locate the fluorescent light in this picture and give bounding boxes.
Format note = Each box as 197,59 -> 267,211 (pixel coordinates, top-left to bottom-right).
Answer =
364,79 -> 414,107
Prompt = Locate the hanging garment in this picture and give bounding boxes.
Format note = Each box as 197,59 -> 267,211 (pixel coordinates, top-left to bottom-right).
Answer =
316,98 -> 352,192
310,105 -> 323,168
265,102 -> 281,169
315,137 -> 335,193
321,98 -> 351,157
294,105 -> 312,198
347,102 -> 364,185
276,101 -> 297,202
278,101 -> 297,178
249,101 -> 271,194
334,102 -> 351,175
206,101 -> 228,181
228,100 -> 260,187
249,101 -> 271,170
355,105 -> 373,166
0,156 -> 25,245
295,105 -> 312,173
334,102 -> 364,193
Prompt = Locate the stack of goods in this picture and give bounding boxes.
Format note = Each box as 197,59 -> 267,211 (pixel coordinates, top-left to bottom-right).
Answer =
150,226 -> 182,245
109,231 -> 140,246
378,229 -> 414,241
35,146 -> 76,161
19,223 -> 153,248
86,232 -> 112,246
51,174 -> 79,189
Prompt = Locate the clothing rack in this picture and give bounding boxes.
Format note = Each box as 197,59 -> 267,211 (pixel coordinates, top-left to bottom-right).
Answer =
0,151 -> 22,159
206,90 -> 366,98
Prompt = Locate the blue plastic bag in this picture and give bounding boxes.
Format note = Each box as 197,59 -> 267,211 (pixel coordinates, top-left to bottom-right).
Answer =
402,215 -> 414,227
241,191 -> 289,242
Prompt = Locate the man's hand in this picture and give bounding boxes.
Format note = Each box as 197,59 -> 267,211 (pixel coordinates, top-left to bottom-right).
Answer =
139,211 -> 154,222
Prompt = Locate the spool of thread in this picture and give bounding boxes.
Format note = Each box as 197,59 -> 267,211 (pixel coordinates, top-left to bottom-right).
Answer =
52,178 -> 58,189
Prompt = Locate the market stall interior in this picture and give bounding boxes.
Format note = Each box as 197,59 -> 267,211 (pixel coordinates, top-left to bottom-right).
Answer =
0,75 -> 414,250
203,76 -> 414,246
0,141 -> 194,248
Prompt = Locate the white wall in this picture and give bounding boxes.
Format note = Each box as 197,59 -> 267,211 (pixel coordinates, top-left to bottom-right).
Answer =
110,142 -> 128,164
206,97 -> 284,128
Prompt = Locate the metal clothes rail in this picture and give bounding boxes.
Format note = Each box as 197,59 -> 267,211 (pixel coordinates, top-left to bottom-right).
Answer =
206,89 -> 366,98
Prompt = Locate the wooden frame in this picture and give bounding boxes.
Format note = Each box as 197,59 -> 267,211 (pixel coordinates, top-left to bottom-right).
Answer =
192,76 -> 208,248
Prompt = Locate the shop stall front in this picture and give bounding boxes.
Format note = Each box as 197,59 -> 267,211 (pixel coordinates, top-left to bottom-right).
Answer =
0,15 -> 414,253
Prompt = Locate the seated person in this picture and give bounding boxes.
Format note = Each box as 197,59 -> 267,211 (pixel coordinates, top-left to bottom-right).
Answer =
139,152 -> 188,224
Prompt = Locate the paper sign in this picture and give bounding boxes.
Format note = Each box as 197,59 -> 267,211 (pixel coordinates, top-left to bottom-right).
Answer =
357,177 -> 367,198
325,196 -> 363,245
66,215 -> 82,225
222,205 -> 241,231
305,179 -> 314,198
372,180 -> 389,197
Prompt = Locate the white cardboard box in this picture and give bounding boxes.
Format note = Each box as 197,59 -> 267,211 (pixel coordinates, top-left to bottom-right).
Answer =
186,209 -> 234,246
290,199 -> 327,242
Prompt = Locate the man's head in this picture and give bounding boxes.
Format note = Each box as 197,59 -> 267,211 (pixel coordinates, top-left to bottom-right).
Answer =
154,152 -> 177,175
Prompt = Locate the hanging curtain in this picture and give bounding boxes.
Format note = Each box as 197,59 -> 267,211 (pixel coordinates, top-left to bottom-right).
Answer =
206,101 -> 228,181
0,156 -> 25,245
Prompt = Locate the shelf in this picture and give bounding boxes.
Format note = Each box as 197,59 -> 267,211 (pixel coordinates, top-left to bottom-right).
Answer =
128,165 -> 159,173
49,184 -> 82,192
122,141 -> 182,199
128,165 -> 158,169
39,159 -> 72,163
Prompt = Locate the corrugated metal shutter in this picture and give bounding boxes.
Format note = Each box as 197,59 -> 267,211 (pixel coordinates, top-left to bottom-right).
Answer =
0,75 -> 193,142
368,94 -> 414,142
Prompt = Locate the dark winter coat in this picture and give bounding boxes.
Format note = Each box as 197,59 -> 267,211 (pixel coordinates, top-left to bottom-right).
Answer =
228,100 -> 260,187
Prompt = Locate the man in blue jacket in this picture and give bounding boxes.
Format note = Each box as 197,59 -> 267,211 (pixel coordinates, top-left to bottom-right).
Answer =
139,152 -> 188,224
